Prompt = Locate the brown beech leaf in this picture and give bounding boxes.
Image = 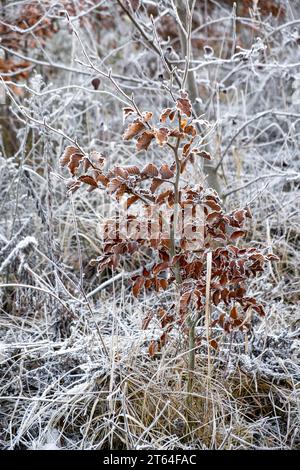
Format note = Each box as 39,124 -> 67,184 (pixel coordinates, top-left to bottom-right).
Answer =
207,211 -> 221,222
191,149 -> 212,160
68,153 -> 84,176
160,108 -> 172,123
169,129 -> 184,138
184,124 -> 196,137
142,266 -> 150,277
161,238 -> 171,249
90,151 -> 105,168
142,311 -> 154,330
212,290 -> 221,306
266,253 -> 279,261
220,272 -> 228,285
221,288 -> 229,304
155,127 -> 170,146
149,340 -> 158,357
160,163 -> 174,179
206,199 -> 221,211
156,189 -> 173,204
83,158 -> 92,173
95,172 -> 109,187
123,106 -> 135,121
230,230 -> 246,241
115,184 -> 127,199
210,339 -> 219,350
132,276 -> 144,297
142,163 -> 159,177
183,141 -> 192,156
107,178 -> 122,193
124,165 -> 140,175
60,145 -> 80,167
127,241 -> 138,254
252,305 -> 265,317
159,279 -> 168,290
245,206 -> 252,218
123,120 -> 145,140
113,166 -> 129,178
230,306 -> 238,319
233,209 -> 246,224
136,131 -> 155,151
176,97 -> 192,117
150,178 -> 164,193
152,261 -> 169,275
66,179 -> 81,194
160,108 -> 176,123
180,291 -> 192,315
142,111 -> 153,122
78,175 -> 98,187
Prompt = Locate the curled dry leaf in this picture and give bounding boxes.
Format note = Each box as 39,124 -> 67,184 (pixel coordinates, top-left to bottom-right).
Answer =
142,311 -> 154,330
142,111 -> 153,122
132,276 -> 144,297
152,261 -> 169,275
206,199 -> 221,211
183,141 -> 192,156
66,179 -> 81,194
233,209 -> 247,224
148,340 -> 158,357
180,291 -> 192,316
156,189 -> 173,205
176,97 -> 192,117
230,306 -> 238,319
68,153 -> 84,176
83,158 -> 92,173
169,129 -> 184,138
113,166 -> 129,179
95,172 -> 109,187
184,124 -> 196,137
230,230 -> 246,241
60,146 -> 78,167
155,127 -> 170,146
78,175 -> 98,187
90,150 -> 105,168
123,106 -> 135,122
191,149 -> 212,160
123,120 -> 145,140
210,339 -> 219,350
207,211 -> 221,222
160,163 -> 174,179
150,177 -> 164,193
212,290 -> 221,306
142,163 -> 159,177
136,131 -> 155,151
124,165 -> 140,175
160,108 -> 176,123
159,279 -> 168,290
107,178 -> 123,193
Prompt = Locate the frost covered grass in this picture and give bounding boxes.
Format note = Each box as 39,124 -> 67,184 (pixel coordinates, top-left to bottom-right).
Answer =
0,0 -> 300,450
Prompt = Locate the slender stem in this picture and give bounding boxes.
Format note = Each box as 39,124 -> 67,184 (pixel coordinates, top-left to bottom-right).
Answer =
205,251 -> 212,382
187,318 -> 196,409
